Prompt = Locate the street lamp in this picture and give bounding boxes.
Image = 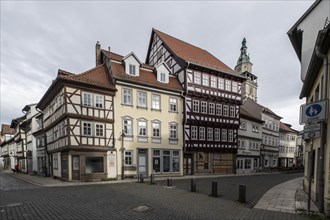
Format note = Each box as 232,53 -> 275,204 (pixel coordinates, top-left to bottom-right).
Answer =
120,130 -> 126,180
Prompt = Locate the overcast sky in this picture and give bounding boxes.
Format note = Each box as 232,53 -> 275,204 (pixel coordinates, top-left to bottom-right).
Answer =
1,0 -> 314,131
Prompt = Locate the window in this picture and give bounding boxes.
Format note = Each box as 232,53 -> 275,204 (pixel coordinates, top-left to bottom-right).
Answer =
199,127 -> 205,140
202,74 -> 209,86
152,121 -> 160,137
252,125 -> 259,133
218,78 -> 224,90
95,123 -> 104,137
83,93 -> 92,107
169,97 -> 178,112
223,105 -> 229,117
53,154 -> 58,170
83,122 -> 92,136
138,91 -> 147,108
215,128 -> 220,141
225,80 -> 231,91
228,130 -> 233,142
216,104 -> 222,116
210,76 -> 217,88
193,100 -> 199,112
153,150 -> 180,173
160,73 -> 166,82
209,103 -> 215,115
163,150 -> 171,172
95,95 -> 104,108
169,123 -> 178,139
207,128 -> 213,141
240,121 -> 247,130
86,157 -> 104,173
129,64 -> 136,75
230,106 -> 235,118
222,129 -> 227,142
232,82 -> 238,93
122,88 -> 132,105
138,121 -> 147,136
191,126 -> 197,140
194,72 -> 201,84
201,101 -> 207,114
123,118 -> 132,136
125,151 -> 133,166
151,94 -> 160,110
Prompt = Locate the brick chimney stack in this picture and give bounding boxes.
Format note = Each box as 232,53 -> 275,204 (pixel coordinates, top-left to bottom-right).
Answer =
95,41 -> 101,66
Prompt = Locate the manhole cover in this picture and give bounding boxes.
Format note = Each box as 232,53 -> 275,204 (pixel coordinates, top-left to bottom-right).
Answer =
132,206 -> 149,213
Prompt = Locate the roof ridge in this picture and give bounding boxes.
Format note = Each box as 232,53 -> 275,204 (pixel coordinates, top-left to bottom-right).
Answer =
78,63 -> 106,76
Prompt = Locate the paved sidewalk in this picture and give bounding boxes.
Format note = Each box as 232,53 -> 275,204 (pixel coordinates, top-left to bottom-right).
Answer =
254,177 -> 318,214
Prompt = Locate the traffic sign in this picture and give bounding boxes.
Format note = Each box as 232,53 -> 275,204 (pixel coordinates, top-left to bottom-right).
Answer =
300,100 -> 328,124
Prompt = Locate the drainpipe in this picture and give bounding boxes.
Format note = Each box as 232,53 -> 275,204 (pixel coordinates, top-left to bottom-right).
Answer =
315,45 -> 328,214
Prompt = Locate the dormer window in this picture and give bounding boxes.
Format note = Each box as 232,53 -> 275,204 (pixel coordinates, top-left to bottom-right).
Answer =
160,73 -> 166,82
129,64 -> 136,75
156,62 -> 171,84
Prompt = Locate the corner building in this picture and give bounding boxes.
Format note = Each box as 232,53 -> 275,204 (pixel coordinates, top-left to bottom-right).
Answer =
146,29 -> 245,174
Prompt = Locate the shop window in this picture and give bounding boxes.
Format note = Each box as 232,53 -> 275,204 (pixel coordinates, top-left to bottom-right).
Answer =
85,157 -> 104,173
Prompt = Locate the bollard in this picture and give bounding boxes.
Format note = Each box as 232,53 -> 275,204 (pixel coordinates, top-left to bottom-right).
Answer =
191,178 -> 196,192
239,184 -> 246,203
150,174 -> 154,184
211,181 -> 218,197
167,178 -> 173,187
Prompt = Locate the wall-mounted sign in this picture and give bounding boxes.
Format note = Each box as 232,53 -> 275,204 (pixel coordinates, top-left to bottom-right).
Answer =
300,99 -> 328,124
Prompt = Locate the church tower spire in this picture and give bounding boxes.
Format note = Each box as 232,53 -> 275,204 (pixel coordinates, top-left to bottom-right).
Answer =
235,38 -> 258,102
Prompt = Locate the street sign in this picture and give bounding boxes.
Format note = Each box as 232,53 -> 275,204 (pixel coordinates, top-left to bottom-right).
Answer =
304,123 -> 321,132
300,100 -> 328,124
303,131 -> 320,140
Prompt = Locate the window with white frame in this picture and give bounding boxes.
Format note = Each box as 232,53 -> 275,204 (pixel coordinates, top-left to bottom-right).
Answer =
191,126 -> 197,140
122,88 -> 132,105
252,125 -> 259,133
215,128 -> 220,141
138,91 -> 147,108
83,93 -> 92,107
218,78 -> 225,90
95,123 -> 104,137
95,95 -> 104,108
225,80 -> 231,91
152,149 -> 180,173
199,127 -> 205,140
53,154 -> 58,169
238,139 -> 245,149
207,128 -> 213,141
209,103 -> 215,115
137,120 -> 147,136
125,151 -> 133,166
83,122 -> 92,136
193,100 -> 199,112
152,94 -> 161,110
123,117 -> 132,136
194,71 -> 201,84
223,105 -> 229,117
232,82 -> 238,93
202,74 -> 209,86
169,97 -> 178,112
160,73 -> 166,82
129,64 -> 136,75
201,101 -> 207,114
210,76 -> 217,88
169,123 -> 178,139
230,106 -> 235,118
82,93 -> 104,108
228,130 -> 233,142
216,104 -> 222,116
222,129 -> 227,141
240,121 -> 247,130
152,121 -> 160,138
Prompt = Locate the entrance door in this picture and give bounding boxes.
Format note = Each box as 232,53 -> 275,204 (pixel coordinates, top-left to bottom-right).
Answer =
72,156 -> 80,180
137,149 -> 147,176
183,153 -> 194,175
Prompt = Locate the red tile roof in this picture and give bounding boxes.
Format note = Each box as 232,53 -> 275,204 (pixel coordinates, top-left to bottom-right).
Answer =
103,51 -> 182,92
58,64 -> 115,90
153,29 -> 236,74
1,124 -> 15,135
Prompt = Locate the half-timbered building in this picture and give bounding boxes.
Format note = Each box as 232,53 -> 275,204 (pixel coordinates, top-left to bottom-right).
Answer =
96,43 -> 184,178
11,115 -> 27,173
145,29 -> 246,174
37,64 -> 116,181
279,122 -> 299,167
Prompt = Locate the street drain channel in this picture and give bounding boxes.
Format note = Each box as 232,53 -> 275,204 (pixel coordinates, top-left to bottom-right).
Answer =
132,206 -> 150,213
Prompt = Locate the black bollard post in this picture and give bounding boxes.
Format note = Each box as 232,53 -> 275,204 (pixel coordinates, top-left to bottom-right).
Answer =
169,178 -> 172,187
239,184 -> 246,203
211,181 -> 218,197
167,177 -> 170,186
139,174 -> 144,183
191,178 -> 196,192
150,174 -> 154,184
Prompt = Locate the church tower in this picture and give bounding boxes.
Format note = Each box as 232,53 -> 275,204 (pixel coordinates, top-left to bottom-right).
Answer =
235,38 -> 258,102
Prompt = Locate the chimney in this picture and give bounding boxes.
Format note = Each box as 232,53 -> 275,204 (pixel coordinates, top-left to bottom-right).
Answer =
96,41 -> 101,66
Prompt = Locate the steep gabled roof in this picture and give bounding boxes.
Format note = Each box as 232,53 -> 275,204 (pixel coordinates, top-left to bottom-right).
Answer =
242,98 -> 282,120
280,122 -> 299,133
148,29 -> 236,75
1,124 -> 15,135
106,51 -> 182,93
240,107 -> 264,124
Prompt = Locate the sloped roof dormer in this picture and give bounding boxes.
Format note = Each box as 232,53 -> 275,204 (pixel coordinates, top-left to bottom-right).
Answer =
123,52 -> 142,77
155,62 -> 171,84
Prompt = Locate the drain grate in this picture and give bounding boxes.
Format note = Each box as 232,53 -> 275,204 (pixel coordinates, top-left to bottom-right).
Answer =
132,205 -> 149,213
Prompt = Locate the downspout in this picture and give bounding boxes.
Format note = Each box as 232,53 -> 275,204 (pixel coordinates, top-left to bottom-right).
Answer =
315,45 -> 328,214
